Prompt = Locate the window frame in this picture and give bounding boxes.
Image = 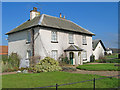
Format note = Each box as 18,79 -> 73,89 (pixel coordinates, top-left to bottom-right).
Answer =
82,51 -> 87,61
26,50 -> 32,59
51,50 -> 58,60
69,33 -> 74,44
51,31 -> 58,43
26,31 -> 31,44
82,35 -> 87,45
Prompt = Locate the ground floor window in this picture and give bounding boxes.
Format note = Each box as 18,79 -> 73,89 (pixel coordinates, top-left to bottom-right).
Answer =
27,50 -> 32,59
51,50 -> 58,60
82,51 -> 87,60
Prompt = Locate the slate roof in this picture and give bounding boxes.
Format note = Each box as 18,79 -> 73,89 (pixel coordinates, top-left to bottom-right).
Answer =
6,14 -> 95,35
64,45 -> 84,51
92,40 -> 106,51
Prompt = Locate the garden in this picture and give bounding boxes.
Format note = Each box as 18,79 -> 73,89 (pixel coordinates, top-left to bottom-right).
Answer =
1,53 -> 120,88
2,72 -> 119,88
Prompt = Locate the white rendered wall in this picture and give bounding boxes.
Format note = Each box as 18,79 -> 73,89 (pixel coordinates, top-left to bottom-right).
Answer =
93,42 -> 105,60
39,27 -> 93,63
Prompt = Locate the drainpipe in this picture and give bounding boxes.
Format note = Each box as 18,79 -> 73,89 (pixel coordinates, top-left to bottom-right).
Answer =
31,28 -> 34,57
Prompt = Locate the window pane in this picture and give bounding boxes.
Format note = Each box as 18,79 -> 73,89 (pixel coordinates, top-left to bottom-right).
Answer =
51,31 -> 57,41
51,50 -> 57,60
27,31 -> 31,42
82,36 -> 86,44
69,34 -> 73,43
83,51 -> 87,59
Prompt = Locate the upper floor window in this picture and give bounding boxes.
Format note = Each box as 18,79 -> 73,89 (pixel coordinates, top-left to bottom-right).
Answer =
69,33 -> 74,44
82,35 -> 87,45
27,31 -> 31,44
51,50 -> 58,60
51,31 -> 58,42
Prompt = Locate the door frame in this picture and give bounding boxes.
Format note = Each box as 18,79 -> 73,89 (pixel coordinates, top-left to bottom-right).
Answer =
69,52 -> 74,64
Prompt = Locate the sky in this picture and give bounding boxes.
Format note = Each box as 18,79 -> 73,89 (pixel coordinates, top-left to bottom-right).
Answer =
2,2 -> 118,48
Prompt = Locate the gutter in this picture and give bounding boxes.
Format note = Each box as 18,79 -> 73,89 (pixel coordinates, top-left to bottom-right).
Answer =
5,25 -> 95,36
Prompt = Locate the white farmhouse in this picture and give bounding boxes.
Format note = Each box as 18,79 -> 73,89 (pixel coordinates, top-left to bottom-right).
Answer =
105,48 -> 112,55
6,7 -> 95,67
92,40 -> 106,60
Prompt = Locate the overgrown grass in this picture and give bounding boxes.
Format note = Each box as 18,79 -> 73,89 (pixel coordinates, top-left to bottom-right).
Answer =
76,63 -> 120,71
2,72 -> 119,88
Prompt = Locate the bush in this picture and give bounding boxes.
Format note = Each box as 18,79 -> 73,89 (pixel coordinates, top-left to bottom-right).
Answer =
2,53 -> 20,72
90,54 -> 95,62
104,52 -> 107,55
61,57 -> 70,64
32,57 -> 62,73
30,56 -> 41,67
8,53 -> 20,67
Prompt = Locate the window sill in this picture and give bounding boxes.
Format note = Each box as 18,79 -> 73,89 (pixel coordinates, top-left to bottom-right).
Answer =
51,41 -> 58,43
82,44 -> 87,45
83,59 -> 87,61
69,43 -> 74,44
26,41 -> 31,44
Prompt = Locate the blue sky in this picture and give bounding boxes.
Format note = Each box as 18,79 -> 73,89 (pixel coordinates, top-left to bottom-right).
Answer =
2,2 -> 118,48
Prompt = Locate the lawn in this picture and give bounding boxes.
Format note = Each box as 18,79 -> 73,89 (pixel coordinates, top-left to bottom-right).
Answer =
76,63 -> 120,71
2,72 -> 119,88
105,53 -> 118,59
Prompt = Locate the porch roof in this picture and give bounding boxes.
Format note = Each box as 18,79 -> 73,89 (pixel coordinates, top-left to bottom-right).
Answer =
64,45 -> 84,52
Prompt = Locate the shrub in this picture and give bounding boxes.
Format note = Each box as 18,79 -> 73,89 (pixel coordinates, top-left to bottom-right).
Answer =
30,56 -> 41,67
8,53 -> 20,67
90,54 -> 95,62
104,52 -> 107,55
32,57 -> 62,73
61,57 -> 70,64
2,53 -> 20,72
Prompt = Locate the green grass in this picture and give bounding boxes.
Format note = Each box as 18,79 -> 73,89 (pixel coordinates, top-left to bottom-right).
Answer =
76,63 -> 120,71
2,72 -> 119,88
105,53 -> 118,59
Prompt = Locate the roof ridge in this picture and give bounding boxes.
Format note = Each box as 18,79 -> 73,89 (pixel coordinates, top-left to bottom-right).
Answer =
43,14 -> 72,22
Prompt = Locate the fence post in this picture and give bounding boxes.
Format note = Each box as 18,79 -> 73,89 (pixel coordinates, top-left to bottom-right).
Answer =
56,83 -> 58,90
93,78 -> 95,90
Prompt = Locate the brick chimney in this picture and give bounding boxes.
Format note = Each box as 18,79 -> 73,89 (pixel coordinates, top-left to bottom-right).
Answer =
30,7 -> 40,20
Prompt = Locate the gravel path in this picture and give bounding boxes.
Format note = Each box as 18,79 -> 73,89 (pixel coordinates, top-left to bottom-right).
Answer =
71,69 -> 120,78
0,71 -> 17,75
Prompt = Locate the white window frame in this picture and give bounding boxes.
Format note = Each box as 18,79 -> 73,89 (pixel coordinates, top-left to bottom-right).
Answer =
51,31 -> 57,42
82,35 -> 87,45
26,50 -> 32,59
51,50 -> 58,60
82,51 -> 87,60
27,31 -> 31,43
69,33 -> 74,44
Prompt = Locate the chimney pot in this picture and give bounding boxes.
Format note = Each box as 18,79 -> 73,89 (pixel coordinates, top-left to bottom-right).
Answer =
33,7 -> 37,11
60,13 -> 62,18
63,15 -> 65,19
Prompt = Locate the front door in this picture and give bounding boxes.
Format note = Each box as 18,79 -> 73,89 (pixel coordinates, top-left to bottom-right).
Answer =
69,52 -> 74,64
